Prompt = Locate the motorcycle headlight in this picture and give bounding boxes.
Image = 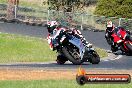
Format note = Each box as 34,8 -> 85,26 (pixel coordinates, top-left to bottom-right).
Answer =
105,33 -> 108,37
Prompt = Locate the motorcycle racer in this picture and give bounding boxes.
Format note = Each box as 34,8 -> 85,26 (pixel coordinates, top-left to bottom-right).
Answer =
46,21 -> 100,64
106,21 -> 131,52
46,21 -> 92,51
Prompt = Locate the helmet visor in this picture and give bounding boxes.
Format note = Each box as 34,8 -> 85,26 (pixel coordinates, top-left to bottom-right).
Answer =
47,25 -> 56,33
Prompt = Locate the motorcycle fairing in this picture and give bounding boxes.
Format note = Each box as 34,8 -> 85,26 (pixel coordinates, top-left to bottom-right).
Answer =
69,36 -> 86,60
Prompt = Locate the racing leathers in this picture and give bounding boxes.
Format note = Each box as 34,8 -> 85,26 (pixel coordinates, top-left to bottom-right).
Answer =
47,27 -> 91,51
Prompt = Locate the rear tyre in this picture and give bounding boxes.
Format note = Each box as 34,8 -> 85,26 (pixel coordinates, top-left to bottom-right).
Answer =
125,42 -> 132,55
89,51 -> 100,64
56,55 -> 67,65
62,47 -> 82,65
129,37 -> 132,42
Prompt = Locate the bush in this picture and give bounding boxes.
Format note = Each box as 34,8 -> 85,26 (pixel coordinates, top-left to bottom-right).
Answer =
94,0 -> 132,18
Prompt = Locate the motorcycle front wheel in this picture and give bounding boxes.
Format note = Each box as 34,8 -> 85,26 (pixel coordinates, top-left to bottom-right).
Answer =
89,51 -> 100,64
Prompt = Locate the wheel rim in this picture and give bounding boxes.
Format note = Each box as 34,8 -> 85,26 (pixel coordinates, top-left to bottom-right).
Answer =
68,48 -> 81,61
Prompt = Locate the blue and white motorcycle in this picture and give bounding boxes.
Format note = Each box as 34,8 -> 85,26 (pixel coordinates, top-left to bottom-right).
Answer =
52,30 -> 100,65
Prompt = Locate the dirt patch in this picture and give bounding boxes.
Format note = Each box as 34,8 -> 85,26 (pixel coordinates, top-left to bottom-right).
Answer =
0,69 -> 76,80
0,69 -> 132,80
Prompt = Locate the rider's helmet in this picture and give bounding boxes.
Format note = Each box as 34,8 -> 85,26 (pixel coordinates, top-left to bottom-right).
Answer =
106,21 -> 115,33
47,21 -> 59,34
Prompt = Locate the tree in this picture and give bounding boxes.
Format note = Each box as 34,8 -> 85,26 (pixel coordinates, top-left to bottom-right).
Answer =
47,0 -> 97,12
94,0 -> 132,18
7,0 -> 19,19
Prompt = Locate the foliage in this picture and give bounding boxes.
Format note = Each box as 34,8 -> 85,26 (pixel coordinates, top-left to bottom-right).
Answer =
95,0 -> 132,18
47,0 -> 97,12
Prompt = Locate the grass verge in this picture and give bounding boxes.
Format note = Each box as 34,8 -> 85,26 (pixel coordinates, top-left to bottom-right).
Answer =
95,48 -> 108,59
0,33 -> 107,63
0,33 -> 56,63
0,80 -> 131,88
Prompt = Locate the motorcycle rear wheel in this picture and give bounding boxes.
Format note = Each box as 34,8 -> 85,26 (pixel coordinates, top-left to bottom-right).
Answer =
56,55 -> 67,64
62,47 -> 83,65
125,42 -> 132,55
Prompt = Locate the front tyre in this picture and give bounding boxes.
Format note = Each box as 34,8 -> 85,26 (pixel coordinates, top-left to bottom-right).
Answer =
106,37 -> 113,45
111,45 -> 118,52
105,33 -> 112,45
89,51 -> 100,64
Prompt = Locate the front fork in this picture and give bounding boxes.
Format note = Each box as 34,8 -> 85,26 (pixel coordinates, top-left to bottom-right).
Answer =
82,48 -> 95,62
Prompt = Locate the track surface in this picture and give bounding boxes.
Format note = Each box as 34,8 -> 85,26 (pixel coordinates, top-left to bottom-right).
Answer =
0,22 -> 132,70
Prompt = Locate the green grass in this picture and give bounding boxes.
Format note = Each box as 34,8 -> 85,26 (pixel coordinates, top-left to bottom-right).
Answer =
0,80 -> 131,88
0,33 -> 107,63
95,48 -> 108,59
18,1 -> 47,9
0,33 -> 57,63
0,0 -> 47,9
18,11 -> 47,19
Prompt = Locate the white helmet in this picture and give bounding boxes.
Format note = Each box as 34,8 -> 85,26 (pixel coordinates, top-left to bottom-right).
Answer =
47,21 -> 59,33
107,21 -> 113,27
106,21 -> 115,32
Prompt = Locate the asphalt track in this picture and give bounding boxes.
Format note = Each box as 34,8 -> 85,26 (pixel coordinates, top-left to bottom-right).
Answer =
0,22 -> 132,70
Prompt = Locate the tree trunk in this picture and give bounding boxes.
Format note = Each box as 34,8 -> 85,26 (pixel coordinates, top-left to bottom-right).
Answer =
7,0 -> 19,20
